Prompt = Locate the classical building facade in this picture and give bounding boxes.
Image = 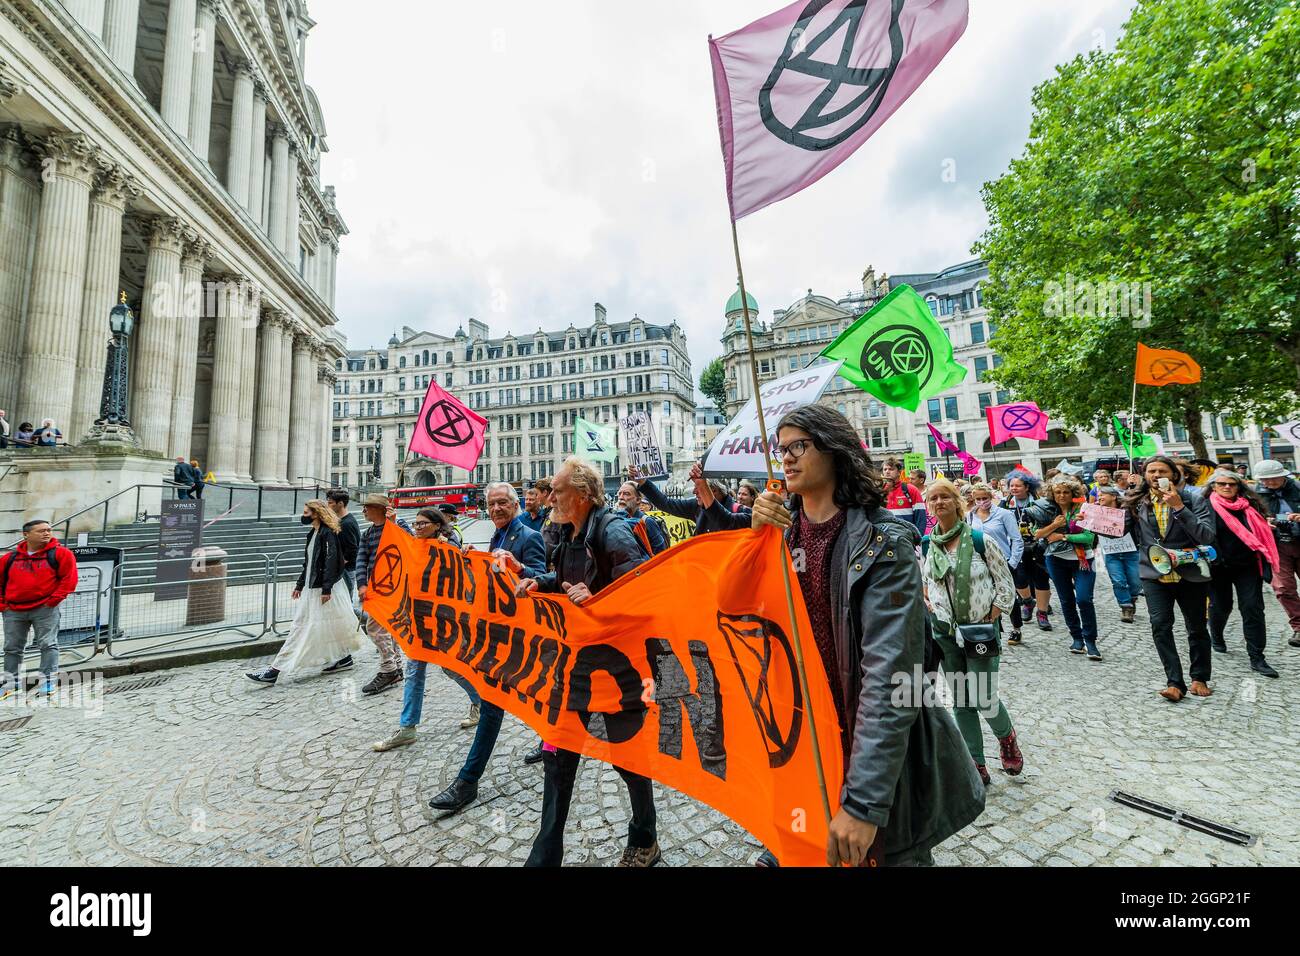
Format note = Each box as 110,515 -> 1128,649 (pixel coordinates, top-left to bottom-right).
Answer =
329,306 -> 698,492
0,0 -> 346,484
719,260 -> 1283,476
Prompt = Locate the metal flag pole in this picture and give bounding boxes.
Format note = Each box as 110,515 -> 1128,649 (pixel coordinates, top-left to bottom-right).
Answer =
1128,359 -> 1139,473
729,216 -> 834,831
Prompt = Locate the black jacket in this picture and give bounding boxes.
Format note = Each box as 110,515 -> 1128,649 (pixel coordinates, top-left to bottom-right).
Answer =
295,525 -> 343,595
641,479 -> 737,537
536,506 -> 647,595
790,505 -> 985,863
1258,477 -> 1300,543
1124,489 -> 1217,582
337,513 -> 361,573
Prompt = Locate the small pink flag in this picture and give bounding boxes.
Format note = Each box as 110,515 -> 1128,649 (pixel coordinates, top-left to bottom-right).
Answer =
927,423 -> 959,455
710,0 -> 970,220
956,450 -> 982,477
986,401 -> 1049,445
407,379 -> 487,472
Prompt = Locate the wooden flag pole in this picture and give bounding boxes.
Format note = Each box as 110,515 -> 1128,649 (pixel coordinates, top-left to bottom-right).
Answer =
729,217 -> 834,831
1128,365 -> 1139,473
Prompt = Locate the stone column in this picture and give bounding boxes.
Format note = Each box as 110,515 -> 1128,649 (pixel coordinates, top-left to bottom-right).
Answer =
226,61 -> 254,208
65,0 -> 107,40
131,215 -> 187,454
328,240 -> 339,309
103,0 -> 140,75
17,133 -> 98,431
314,360 -> 331,481
274,321 -> 295,484
70,162 -> 137,443
286,143 -> 301,265
251,310 -> 284,484
0,128 -> 41,417
247,80 -> 267,228
169,235 -> 211,457
236,283 -> 260,481
159,0 -> 197,136
288,334 -> 315,484
267,124 -> 288,251
207,276 -> 243,481
187,0 -> 218,161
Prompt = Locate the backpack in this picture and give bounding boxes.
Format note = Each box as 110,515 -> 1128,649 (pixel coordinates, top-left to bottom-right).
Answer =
0,547 -> 62,600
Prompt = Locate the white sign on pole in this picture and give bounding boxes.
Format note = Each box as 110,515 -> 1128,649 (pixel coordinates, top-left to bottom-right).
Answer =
620,410 -> 666,479
701,361 -> 843,477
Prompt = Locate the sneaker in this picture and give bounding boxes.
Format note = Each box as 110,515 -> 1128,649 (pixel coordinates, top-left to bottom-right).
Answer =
1036,610 -> 1052,631
1251,660 -> 1279,679
362,669 -> 403,695
459,702 -> 480,729
1289,631 -> 1300,648
1211,639 -> 1227,653
974,762 -> 991,786
33,676 -> 58,697
245,667 -> 279,685
1086,643 -> 1103,662
322,655 -> 354,674
373,726 -> 418,752
0,684 -> 18,703
1070,641 -> 1086,654
617,841 -> 662,868
997,729 -> 1024,776
1007,629 -> 1023,647
1120,605 -> 1135,623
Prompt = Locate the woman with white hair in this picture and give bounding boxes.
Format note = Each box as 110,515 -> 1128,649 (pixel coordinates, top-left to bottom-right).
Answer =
246,500 -> 361,685
35,419 -> 62,447
1206,469 -> 1279,678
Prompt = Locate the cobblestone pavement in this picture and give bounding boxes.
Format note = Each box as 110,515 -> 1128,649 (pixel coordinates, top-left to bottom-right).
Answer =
2,570 -> 1296,867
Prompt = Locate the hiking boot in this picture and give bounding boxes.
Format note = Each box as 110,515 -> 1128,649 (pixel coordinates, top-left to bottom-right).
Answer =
245,667 -> 279,685
428,778 -> 478,813
974,762 -> 991,786
322,655 -> 354,674
1120,605 -> 1135,623
362,669 -> 402,695
997,729 -> 1024,776
1251,660 -> 1279,679
373,726 -> 417,752
459,702 -> 480,729
617,841 -> 662,868
1007,629 -> 1023,646
1036,610 -> 1052,631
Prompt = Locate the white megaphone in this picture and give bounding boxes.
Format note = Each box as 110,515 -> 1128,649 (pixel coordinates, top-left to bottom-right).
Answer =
1149,544 -> 1217,578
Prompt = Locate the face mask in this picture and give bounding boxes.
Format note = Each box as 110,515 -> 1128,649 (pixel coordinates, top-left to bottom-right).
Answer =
301,515 -> 313,525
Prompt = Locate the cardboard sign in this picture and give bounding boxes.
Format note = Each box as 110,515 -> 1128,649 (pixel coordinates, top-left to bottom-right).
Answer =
620,410 -> 667,479
701,361 -> 842,477
1078,502 -> 1125,537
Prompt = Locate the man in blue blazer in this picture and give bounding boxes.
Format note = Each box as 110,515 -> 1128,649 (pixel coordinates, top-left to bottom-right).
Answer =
428,482 -> 545,813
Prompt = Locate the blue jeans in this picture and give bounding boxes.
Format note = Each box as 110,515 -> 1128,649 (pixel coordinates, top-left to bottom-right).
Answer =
400,660 -> 481,728
3,605 -> 60,681
1102,550 -> 1143,608
1045,554 -> 1098,646
341,569 -> 362,621
458,702 -> 505,784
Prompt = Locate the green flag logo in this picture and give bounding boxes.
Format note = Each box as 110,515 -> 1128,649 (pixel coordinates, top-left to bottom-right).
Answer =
860,325 -> 933,384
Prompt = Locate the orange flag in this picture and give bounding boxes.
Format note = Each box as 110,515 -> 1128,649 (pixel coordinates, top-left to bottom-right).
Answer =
365,522 -> 844,866
1135,343 -> 1202,386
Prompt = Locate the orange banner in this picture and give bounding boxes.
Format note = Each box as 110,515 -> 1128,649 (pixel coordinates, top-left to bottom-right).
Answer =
364,522 -> 843,866
1135,342 -> 1202,386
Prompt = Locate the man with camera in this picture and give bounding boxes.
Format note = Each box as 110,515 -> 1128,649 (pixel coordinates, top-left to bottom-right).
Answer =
1253,460 -> 1300,648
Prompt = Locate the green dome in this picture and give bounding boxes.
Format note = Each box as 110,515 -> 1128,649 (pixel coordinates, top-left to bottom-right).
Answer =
725,286 -> 758,316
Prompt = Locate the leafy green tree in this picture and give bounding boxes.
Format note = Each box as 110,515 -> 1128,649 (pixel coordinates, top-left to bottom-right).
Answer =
976,0 -> 1299,459
699,356 -> 728,418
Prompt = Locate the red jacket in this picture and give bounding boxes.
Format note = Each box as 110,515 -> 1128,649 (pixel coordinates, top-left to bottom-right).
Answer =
0,539 -> 78,612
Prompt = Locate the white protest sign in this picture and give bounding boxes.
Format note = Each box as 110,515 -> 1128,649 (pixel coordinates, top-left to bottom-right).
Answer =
701,361 -> 843,477
620,410 -> 666,479
1273,420 -> 1300,447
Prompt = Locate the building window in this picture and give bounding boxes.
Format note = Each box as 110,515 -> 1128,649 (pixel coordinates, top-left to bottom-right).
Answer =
970,322 -> 985,345
996,390 -> 1010,404
944,396 -> 959,420
926,296 -> 938,317
974,356 -> 989,381
927,435 -> 938,457
869,426 -> 887,449
927,398 -> 942,423
978,392 -> 992,413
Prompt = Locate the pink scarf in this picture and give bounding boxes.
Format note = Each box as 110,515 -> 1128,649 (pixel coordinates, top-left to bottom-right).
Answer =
1209,493 -> 1279,575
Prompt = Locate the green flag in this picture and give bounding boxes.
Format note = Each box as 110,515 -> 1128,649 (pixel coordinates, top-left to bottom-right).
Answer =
821,284 -> 967,408
1113,415 -> 1157,457
574,416 -> 617,463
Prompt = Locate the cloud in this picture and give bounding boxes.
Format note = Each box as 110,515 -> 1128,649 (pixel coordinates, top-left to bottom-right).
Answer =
309,0 -> 1139,382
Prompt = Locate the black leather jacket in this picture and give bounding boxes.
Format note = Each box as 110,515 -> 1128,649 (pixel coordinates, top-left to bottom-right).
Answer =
791,504 -> 985,863
295,525 -> 343,595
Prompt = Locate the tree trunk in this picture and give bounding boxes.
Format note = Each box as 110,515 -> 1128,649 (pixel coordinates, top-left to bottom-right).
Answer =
1182,396 -> 1210,461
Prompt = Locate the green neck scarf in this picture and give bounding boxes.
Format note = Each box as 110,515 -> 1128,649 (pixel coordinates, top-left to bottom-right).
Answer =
928,519 -> 975,625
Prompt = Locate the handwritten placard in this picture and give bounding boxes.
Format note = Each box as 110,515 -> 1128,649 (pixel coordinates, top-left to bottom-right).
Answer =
1078,502 -> 1125,537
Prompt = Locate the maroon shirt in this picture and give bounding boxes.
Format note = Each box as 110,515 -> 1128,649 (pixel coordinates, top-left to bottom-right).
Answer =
790,507 -> 849,752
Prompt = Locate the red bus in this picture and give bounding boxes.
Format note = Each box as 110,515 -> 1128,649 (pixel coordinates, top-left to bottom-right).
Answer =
389,483 -> 481,512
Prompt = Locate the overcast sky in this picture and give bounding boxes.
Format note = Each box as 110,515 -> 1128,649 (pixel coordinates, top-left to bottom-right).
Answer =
307,0 -> 1138,378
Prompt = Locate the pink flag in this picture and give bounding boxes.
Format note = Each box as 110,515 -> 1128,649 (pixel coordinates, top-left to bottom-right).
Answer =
927,423 -> 958,455
956,450 -> 982,477
986,401 -> 1049,445
407,379 -> 487,472
710,0 -> 970,220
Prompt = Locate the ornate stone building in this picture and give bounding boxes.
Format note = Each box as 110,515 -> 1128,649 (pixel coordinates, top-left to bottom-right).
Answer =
0,0 -> 346,485
329,306 -> 698,492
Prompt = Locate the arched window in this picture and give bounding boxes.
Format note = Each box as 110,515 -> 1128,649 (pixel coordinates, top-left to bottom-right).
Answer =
399,356 -> 406,368
423,350 -> 429,365
1038,429 -> 1079,450
445,352 -> 453,364
430,353 -> 437,366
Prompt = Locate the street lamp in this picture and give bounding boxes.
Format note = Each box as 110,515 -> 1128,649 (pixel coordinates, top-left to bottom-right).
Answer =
85,292 -> 138,446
